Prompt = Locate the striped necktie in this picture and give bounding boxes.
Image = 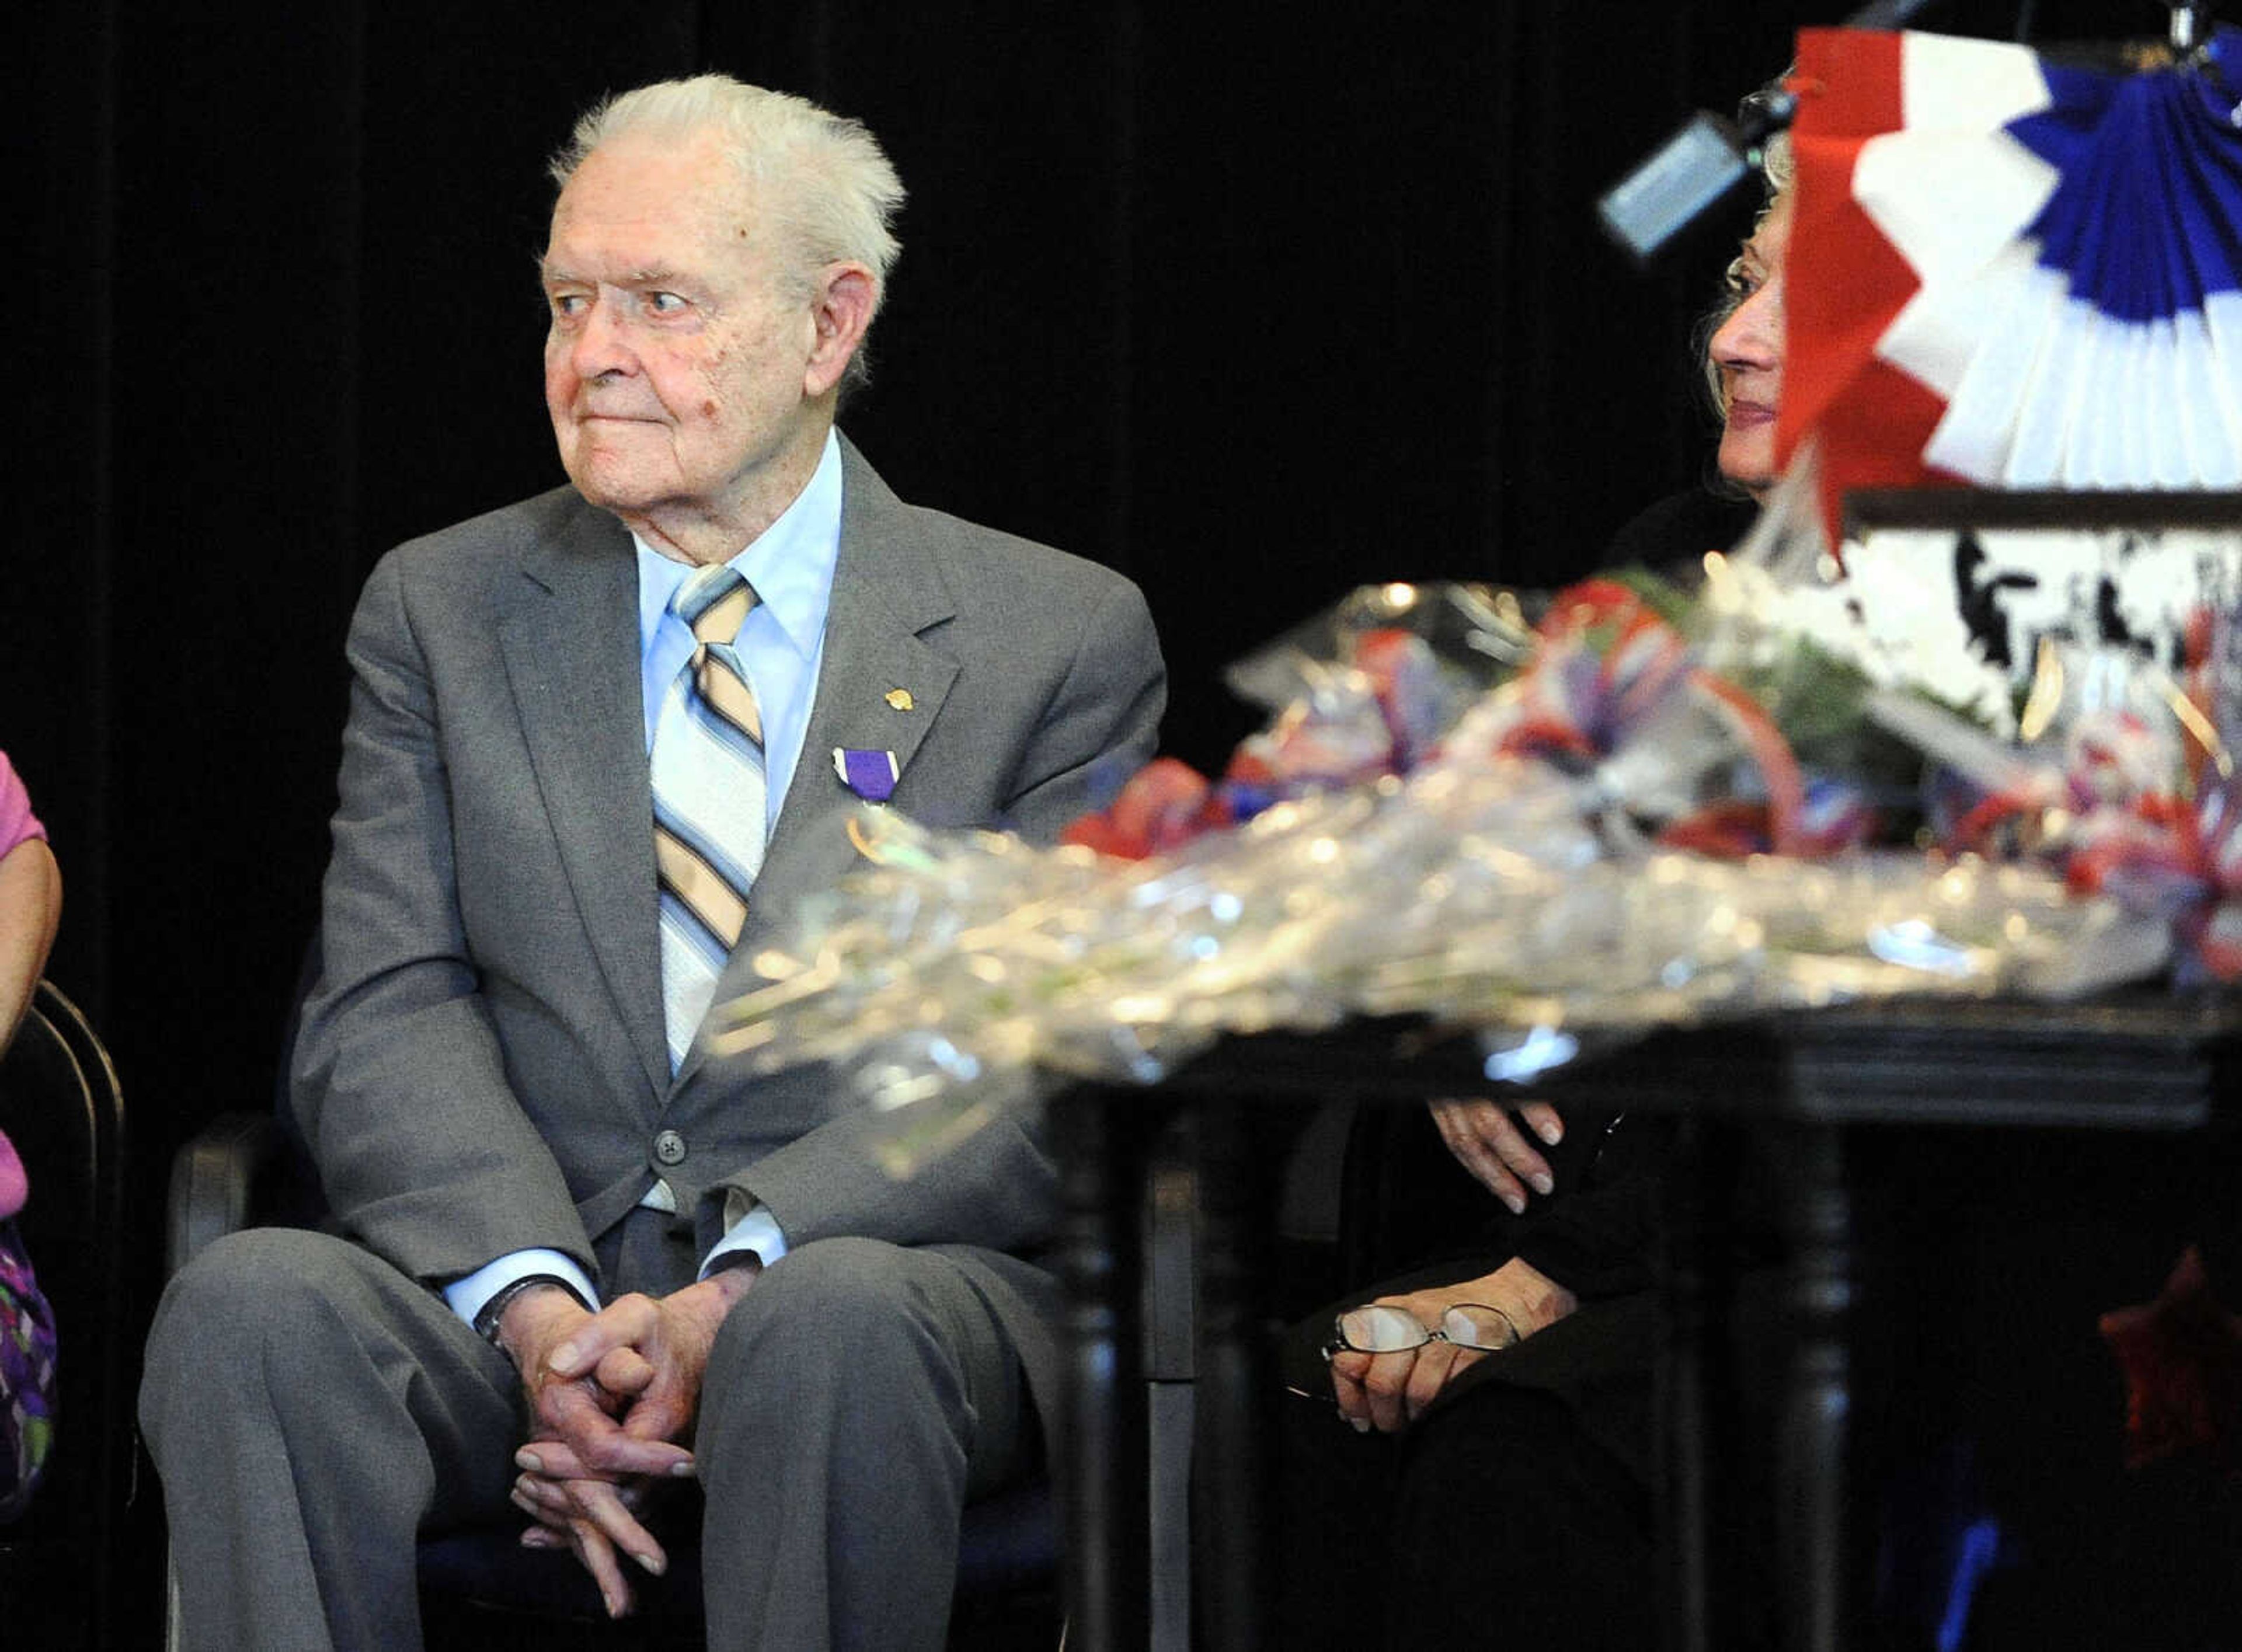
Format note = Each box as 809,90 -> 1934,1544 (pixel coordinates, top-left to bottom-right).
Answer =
652,564 -> 767,1071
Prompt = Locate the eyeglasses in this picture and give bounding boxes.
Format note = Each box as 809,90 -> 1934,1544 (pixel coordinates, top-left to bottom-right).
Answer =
1324,1301 -> 1519,1360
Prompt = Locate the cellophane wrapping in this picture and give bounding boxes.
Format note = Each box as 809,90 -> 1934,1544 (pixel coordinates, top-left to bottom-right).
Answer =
706,524 -> 2232,1167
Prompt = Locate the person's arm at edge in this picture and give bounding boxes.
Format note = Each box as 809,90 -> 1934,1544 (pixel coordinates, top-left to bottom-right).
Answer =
0,836 -> 60,1053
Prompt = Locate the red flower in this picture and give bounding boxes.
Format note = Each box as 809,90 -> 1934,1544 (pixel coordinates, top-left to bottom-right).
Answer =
1059,757 -> 1228,860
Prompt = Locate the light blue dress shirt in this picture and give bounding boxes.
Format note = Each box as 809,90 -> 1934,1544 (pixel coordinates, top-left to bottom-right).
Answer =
444,431 -> 844,1333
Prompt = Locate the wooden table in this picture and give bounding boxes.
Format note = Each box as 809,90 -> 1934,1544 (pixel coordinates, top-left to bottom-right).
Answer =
1047,993 -> 2242,1651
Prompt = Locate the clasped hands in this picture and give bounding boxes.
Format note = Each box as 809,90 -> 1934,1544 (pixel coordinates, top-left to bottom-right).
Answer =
1327,1258 -> 1576,1434
1325,1096 -> 1571,1435
494,1264 -> 759,1618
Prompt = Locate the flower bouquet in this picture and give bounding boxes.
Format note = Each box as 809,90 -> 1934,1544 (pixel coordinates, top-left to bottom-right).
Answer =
705,538 -> 2208,1166
1871,607 -> 2242,984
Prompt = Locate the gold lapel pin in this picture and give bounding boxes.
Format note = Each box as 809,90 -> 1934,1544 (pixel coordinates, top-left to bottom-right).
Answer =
884,688 -> 915,712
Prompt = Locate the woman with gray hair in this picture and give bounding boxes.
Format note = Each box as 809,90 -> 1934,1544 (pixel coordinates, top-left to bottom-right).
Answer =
1603,119 -> 1798,571
1707,123 -> 1796,503
1269,104 -> 1802,1652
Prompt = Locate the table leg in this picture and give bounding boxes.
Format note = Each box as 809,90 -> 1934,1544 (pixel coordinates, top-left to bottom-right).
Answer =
1052,1085 -> 1150,1652
1189,1103 -> 1272,1651
1778,1120 -> 1853,1652
1659,1114 -> 1713,1652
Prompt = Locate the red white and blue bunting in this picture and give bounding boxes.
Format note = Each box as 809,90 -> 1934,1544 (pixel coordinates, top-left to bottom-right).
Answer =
1782,26 -> 2242,526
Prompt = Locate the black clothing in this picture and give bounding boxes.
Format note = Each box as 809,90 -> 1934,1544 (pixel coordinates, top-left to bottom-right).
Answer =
1270,1097 -> 1787,1652
1269,487 -> 1777,1650
1600,486 -> 1759,578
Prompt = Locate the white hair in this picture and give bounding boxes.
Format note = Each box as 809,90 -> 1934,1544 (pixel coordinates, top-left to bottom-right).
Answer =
1759,126 -> 1795,198
1700,125 -> 1795,428
552,74 -> 906,390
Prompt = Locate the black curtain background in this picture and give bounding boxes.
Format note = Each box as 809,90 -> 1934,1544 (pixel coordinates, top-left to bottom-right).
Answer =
6,1 -> 2153,1642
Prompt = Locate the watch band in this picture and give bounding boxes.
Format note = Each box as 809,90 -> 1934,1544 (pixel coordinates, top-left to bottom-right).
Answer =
472,1274 -> 583,1348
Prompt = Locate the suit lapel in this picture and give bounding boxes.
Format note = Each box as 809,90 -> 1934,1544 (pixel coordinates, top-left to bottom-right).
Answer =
497,500 -> 672,1102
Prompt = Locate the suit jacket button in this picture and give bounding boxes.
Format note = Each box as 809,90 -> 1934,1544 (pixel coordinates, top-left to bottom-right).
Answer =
653,1130 -> 688,1167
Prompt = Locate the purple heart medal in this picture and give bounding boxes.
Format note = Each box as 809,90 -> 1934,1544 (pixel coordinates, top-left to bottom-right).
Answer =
834,746 -> 900,804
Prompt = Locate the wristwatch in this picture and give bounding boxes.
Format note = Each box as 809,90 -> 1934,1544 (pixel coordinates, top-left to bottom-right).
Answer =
472,1274 -> 584,1349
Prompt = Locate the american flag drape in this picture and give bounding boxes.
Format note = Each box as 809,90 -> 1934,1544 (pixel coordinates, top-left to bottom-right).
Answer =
1780,26 -> 2242,534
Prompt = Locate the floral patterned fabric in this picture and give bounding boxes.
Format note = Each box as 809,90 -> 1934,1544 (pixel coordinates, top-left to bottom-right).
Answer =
0,1206 -> 55,1522
0,754 -> 56,1521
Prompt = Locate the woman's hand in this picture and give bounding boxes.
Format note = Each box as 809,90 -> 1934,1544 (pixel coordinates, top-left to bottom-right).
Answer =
1328,1257 -> 1576,1434
1429,1097 -> 1564,1214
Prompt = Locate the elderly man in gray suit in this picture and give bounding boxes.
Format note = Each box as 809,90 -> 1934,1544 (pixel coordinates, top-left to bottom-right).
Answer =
142,73 -> 1164,1652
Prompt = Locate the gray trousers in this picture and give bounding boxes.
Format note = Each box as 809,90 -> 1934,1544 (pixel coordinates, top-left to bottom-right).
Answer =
140,1222 -> 1032,1651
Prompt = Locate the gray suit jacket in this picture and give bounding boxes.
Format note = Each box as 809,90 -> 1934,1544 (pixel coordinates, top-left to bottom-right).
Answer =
290,438 -> 1165,1406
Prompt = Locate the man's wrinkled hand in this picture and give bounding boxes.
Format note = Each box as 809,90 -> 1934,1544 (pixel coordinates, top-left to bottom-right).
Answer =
510,1465 -> 666,1619
491,1279 -> 699,1616
493,1285 -> 680,1480
538,1265 -> 760,1471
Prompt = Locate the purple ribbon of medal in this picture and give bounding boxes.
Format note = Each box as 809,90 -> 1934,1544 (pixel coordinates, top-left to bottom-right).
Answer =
834,747 -> 900,804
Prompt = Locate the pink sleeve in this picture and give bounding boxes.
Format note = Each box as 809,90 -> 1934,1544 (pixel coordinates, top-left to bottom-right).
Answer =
0,1132 -> 23,1222
0,752 -> 44,858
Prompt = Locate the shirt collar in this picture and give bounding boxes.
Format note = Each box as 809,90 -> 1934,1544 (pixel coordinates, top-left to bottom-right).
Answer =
632,428 -> 845,661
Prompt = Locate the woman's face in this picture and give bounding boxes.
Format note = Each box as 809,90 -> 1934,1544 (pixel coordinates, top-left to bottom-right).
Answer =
1709,190 -> 1792,500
